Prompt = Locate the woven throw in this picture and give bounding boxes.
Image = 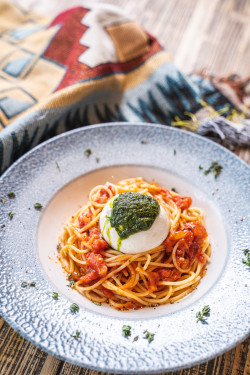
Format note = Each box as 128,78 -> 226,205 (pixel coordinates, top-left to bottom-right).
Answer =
0,0 -> 249,174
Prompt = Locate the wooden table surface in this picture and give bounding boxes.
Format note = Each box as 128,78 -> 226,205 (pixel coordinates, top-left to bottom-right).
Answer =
1,0 -> 250,374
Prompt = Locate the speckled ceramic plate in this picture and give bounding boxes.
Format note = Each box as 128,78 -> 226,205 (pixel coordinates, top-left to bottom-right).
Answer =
0,123 -> 249,374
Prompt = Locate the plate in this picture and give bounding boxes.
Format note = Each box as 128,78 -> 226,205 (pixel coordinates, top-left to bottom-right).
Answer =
0,123 -> 249,373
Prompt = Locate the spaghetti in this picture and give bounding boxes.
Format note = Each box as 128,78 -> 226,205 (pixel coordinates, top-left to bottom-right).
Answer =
58,178 -> 210,310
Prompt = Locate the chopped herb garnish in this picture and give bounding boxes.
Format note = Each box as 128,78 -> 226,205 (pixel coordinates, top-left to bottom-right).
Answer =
67,280 -> 75,288
141,139 -> 147,144
8,211 -> 15,219
21,281 -> 36,288
71,330 -> 81,341
122,325 -> 131,338
1,197 -> 5,204
34,202 -> 43,210
173,149 -> 176,155
67,273 -> 72,278
199,165 -> 203,170
84,148 -> 92,157
143,330 -> 155,343
94,302 -> 102,306
70,303 -> 79,313
56,162 -> 61,171
204,161 -> 223,178
242,249 -> 250,267
7,192 -> 16,198
95,157 -> 100,163
46,292 -> 59,300
196,305 -> 210,323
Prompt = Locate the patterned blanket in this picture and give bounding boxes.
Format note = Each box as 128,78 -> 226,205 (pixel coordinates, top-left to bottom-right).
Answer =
0,0 -> 249,174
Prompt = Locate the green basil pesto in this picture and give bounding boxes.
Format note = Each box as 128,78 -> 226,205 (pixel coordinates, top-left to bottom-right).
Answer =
110,192 -> 160,240
102,216 -> 111,244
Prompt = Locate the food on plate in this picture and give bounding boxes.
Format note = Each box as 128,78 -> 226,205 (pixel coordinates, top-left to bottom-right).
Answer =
99,192 -> 169,253
58,178 -> 210,310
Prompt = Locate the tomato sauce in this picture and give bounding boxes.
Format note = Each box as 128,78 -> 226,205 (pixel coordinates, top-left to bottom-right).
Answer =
147,271 -> 160,292
160,188 -> 192,211
78,208 -> 91,228
163,222 -> 207,266
102,287 -> 114,299
95,188 -> 110,204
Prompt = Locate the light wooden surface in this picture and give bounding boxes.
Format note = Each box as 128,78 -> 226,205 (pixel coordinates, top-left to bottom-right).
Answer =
11,0 -> 250,77
1,0 -> 250,374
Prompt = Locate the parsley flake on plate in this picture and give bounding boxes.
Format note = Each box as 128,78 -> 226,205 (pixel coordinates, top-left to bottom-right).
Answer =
21,281 -> 36,288
84,148 -> 92,157
56,162 -> 61,171
122,325 -> 131,338
203,161 -> 223,178
46,292 -> 59,300
143,330 -> 155,343
7,192 -> 16,198
242,249 -> 250,267
33,202 -> 43,210
67,273 -> 75,288
70,303 -> 79,313
196,305 -> 210,323
8,211 -> 15,219
71,330 -> 81,341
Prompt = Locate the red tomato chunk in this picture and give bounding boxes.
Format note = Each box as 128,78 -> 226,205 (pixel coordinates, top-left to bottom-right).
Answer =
163,222 -> 207,264
86,252 -> 108,278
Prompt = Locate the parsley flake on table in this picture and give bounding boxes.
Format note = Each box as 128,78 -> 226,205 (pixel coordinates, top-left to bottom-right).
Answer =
242,249 -> 250,267
196,305 -> 210,323
143,330 -> 155,343
84,148 -> 92,157
70,303 -> 79,313
7,192 -> 16,198
21,281 -> 36,288
203,161 -> 223,178
33,202 -> 43,210
71,330 -> 81,341
122,325 -> 131,338
8,211 -> 15,219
